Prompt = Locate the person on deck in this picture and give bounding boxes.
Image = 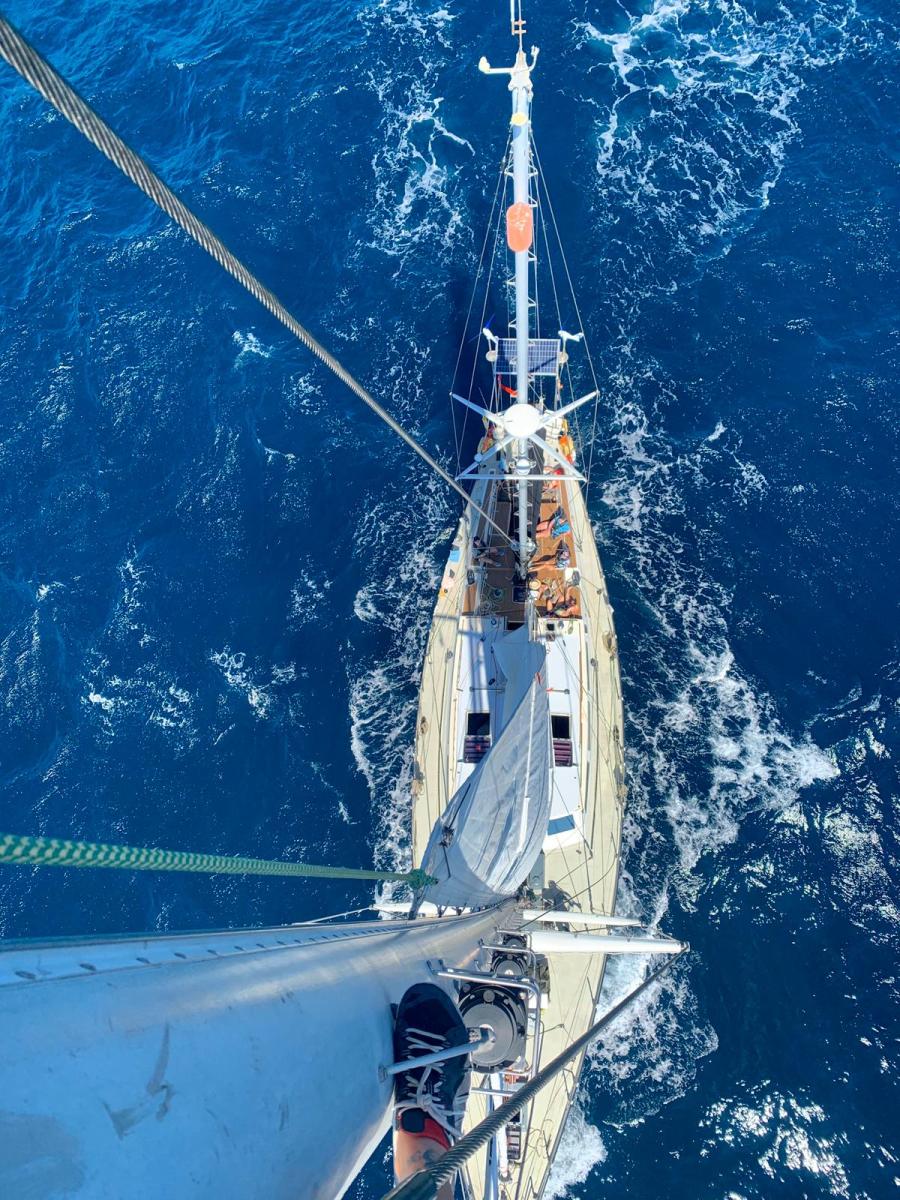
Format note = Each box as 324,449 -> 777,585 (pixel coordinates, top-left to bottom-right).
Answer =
472,536 -> 501,567
547,586 -> 579,618
535,507 -> 570,539
539,578 -> 562,612
541,467 -> 565,499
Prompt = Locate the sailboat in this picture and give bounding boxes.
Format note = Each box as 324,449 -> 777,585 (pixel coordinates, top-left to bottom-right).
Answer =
0,6 -> 686,1199
392,16 -> 666,1198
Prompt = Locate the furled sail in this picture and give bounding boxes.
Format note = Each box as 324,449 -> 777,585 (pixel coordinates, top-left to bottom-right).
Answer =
422,627 -> 551,908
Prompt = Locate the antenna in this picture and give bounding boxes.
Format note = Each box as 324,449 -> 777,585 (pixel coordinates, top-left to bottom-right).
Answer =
511,0 -> 525,48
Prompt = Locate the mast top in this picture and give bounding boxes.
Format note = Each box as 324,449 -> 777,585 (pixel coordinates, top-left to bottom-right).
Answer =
479,0 -> 538,86
478,45 -> 539,92
510,0 -> 526,50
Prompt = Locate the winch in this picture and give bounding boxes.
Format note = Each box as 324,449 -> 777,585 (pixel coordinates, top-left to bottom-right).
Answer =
458,983 -> 529,1071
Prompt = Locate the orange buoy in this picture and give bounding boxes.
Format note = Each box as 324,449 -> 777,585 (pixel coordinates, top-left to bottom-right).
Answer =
506,202 -> 533,253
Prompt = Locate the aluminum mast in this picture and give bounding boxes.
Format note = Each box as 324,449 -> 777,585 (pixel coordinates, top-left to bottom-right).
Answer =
0,906 -> 515,1199
480,24 -> 540,576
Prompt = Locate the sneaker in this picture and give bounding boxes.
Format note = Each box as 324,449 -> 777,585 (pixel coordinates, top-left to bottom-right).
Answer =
393,982 -> 471,1144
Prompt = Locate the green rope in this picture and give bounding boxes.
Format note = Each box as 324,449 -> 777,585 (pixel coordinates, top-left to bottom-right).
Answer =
0,832 -> 436,890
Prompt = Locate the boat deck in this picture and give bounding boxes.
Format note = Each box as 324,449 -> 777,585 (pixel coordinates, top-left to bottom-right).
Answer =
463,478 -> 582,623
412,470 -> 625,1200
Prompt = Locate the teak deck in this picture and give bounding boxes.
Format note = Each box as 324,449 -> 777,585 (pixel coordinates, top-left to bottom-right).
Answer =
463,478 -> 583,622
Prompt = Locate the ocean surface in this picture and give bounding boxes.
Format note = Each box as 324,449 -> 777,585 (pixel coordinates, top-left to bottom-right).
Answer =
1,0 -> 898,1196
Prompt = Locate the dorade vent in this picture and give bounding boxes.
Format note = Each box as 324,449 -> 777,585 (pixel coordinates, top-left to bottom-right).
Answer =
551,714 -> 573,767
464,712 -> 491,763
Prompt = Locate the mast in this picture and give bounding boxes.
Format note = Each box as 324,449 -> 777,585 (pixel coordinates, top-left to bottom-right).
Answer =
480,8 -> 539,577
457,10 -> 593,545
511,48 -> 533,579
0,907 -> 515,1199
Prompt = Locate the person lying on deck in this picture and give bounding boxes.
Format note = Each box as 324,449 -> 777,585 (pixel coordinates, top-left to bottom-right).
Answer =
539,578 -> 563,610
471,536 -> 501,566
536,508 -> 570,539
531,539 -> 571,570
547,586 -> 579,619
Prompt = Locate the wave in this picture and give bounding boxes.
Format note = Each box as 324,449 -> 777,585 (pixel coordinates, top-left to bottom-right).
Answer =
790,667 -> 900,959
347,468 -> 452,882
586,948 -> 718,1129
358,0 -> 472,268
701,1086 -> 853,1196
545,3 -> 878,1162
600,395 -> 840,900
546,1105 -> 608,1198
573,0 -> 869,309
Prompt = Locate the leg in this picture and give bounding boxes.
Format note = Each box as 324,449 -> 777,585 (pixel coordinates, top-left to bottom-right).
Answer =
393,1120 -> 455,1200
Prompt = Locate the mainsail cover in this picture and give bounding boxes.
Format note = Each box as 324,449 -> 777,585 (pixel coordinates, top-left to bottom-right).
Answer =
422,627 -> 551,908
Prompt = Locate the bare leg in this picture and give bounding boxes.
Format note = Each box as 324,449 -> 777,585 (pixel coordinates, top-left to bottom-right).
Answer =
393,1127 -> 455,1200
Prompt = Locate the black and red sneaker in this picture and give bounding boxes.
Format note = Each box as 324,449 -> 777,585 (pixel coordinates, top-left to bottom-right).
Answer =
392,982 -> 471,1143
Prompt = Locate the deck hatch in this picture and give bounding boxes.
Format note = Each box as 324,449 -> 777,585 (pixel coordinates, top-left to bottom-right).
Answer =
547,814 -> 576,836
464,711 -> 491,763
551,715 -> 573,767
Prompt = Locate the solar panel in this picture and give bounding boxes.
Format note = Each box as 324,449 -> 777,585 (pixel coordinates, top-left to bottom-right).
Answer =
496,338 -> 561,376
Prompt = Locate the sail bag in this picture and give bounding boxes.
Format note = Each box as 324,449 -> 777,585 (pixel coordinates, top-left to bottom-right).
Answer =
422,627 -> 551,908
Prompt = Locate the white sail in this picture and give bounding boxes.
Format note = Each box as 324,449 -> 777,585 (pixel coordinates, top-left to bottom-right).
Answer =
422,627 -> 551,908
492,622 -> 544,719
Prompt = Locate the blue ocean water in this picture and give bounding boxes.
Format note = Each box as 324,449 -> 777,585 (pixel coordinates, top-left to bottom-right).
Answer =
0,0 -> 897,1196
